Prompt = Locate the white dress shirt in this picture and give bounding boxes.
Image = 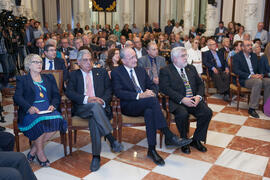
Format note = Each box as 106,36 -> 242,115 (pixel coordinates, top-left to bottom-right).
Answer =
124,65 -> 142,100
45,58 -> 55,70
187,48 -> 202,74
80,70 -> 106,108
134,48 -> 143,59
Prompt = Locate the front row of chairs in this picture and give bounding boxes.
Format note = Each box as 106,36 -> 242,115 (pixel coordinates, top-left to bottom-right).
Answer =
10,70 -> 206,156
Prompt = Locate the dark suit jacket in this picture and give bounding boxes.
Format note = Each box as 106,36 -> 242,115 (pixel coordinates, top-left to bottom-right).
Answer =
65,68 -> 112,117
13,74 -> 60,123
202,50 -> 228,76
232,51 -> 261,87
42,57 -> 68,81
111,65 -> 157,108
259,55 -> 270,74
159,64 -> 204,112
214,27 -> 228,37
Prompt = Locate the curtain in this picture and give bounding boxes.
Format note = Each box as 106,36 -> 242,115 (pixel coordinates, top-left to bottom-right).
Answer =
60,0 -> 72,29
44,0 -> 57,32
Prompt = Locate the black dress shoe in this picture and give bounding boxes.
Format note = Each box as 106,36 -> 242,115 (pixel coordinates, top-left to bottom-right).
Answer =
111,141 -> 124,153
90,157 -> 100,172
181,145 -> 191,154
165,136 -> 192,148
147,149 -> 165,166
190,140 -> 207,152
248,108 -> 259,118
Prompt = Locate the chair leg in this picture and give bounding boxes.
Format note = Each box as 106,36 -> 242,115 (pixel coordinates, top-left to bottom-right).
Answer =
74,130 -> 77,144
68,130 -> 73,155
60,132 -> 67,156
229,90 -> 232,104
14,131 -> 20,152
159,131 -> 163,149
118,127 -> 122,143
237,92 -> 240,110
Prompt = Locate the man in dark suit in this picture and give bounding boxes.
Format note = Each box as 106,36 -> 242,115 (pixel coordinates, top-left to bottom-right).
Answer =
116,35 -> 126,49
233,40 -> 270,118
111,48 -> 191,166
214,21 -> 228,43
30,38 -> 45,57
73,23 -> 84,35
159,47 -> 212,154
143,22 -> 153,33
133,37 -> 148,59
138,42 -> 166,85
202,39 -> 230,101
65,49 -> 123,172
43,44 -> 68,81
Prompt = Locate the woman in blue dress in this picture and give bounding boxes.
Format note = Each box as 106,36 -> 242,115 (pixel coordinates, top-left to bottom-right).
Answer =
13,54 -> 67,167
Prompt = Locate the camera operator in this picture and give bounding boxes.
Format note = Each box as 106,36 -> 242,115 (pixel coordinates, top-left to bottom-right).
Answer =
0,26 -> 10,87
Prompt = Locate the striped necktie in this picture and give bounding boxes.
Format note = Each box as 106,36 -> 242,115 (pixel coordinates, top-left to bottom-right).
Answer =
130,69 -> 142,93
180,68 -> 193,98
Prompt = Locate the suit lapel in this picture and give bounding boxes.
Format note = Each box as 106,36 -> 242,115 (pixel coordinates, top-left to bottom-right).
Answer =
240,52 -> 251,73
41,74 -> 51,98
76,70 -> 84,94
169,64 -> 184,85
92,68 -> 99,95
42,58 -> 45,69
26,73 -> 36,93
134,67 -> 145,91
119,65 -> 137,92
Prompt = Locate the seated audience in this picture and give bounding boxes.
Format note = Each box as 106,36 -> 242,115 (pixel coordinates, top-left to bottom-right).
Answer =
252,43 -> 263,58
13,54 -> 67,167
260,43 -> 270,76
43,44 -> 68,81
254,22 -> 268,46
233,40 -> 270,118
187,39 -> 203,75
111,47 -> 192,166
214,21 -> 228,43
138,42 -> 166,85
219,37 -> 231,61
133,37 -> 148,59
105,48 -> 121,77
73,23 -> 84,35
65,49 -> 123,172
30,38 -> 45,58
202,39 -> 230,101
159,47 -> 212,154
226,40 -> 243,63
172,22 -> 183,35
233,26 -> 245,43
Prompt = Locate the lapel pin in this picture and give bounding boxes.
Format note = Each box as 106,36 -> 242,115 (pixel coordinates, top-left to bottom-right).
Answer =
96,73 -> 99,76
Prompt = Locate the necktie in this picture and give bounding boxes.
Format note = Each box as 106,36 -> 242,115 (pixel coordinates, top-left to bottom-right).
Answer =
49,60 -> 53,70
130,69 -> 142,93
180,69 -> 193,98
151,58 -> 158,79
86,73 -> 95,97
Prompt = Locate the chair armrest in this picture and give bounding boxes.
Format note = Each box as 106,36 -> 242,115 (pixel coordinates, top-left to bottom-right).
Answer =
230,72 -> 241,87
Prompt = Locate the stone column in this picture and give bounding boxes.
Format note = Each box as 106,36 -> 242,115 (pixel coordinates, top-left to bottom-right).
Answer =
161,0 -> 171,30
122,0 -> 132,25
243,0 -> 258,38
183,0 -> 192,35
0,0 -> 15,11
24,0 -> 33,18
76,0 -> 87,27
204,4 -> 219,36
31,0 -> 40,21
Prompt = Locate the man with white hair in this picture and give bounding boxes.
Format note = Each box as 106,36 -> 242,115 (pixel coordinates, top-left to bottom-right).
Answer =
66,49 -> 123,172
111,47 -> 192,166
254,22 -> 268,46
159,47 -> 212,154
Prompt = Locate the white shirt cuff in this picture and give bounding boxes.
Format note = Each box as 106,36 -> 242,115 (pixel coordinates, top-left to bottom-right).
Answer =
83,96 -> 89,104
136,93 -> 140,100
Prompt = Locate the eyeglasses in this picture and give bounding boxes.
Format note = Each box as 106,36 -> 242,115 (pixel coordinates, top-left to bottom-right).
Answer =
81,58 -> 92,63
31,61 -> 43,64
126,55 -> 137,60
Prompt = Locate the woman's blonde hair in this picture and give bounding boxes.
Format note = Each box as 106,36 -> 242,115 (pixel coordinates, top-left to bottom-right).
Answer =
24,54 -> 42,72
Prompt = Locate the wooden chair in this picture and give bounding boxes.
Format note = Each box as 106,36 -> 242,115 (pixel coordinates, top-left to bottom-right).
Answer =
112,94 -> 170,148
13,70 -> 67,156
201,65 -> 215,95
228,58 -> 251,110
65,97 -> 118,155
166,96 -> 209,144
69,59 -> 80,71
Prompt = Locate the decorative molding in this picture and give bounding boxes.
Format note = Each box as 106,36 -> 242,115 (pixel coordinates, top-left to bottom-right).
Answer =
122,12 -> 132,24
183,10 -> 192,35
205,4 -> 218,36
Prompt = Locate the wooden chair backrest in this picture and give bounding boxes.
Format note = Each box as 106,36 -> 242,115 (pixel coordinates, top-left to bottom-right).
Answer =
41,70 -> 63,95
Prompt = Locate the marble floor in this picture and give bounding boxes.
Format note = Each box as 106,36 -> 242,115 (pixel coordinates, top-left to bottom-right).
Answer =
1,93 -> 270,180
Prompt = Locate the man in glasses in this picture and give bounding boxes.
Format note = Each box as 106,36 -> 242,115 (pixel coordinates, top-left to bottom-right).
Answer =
43,44 -> 68,81
160,47 -> 212,154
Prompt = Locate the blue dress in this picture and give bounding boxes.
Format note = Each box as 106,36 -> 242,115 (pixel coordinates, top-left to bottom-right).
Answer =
18,80 -> 67,141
